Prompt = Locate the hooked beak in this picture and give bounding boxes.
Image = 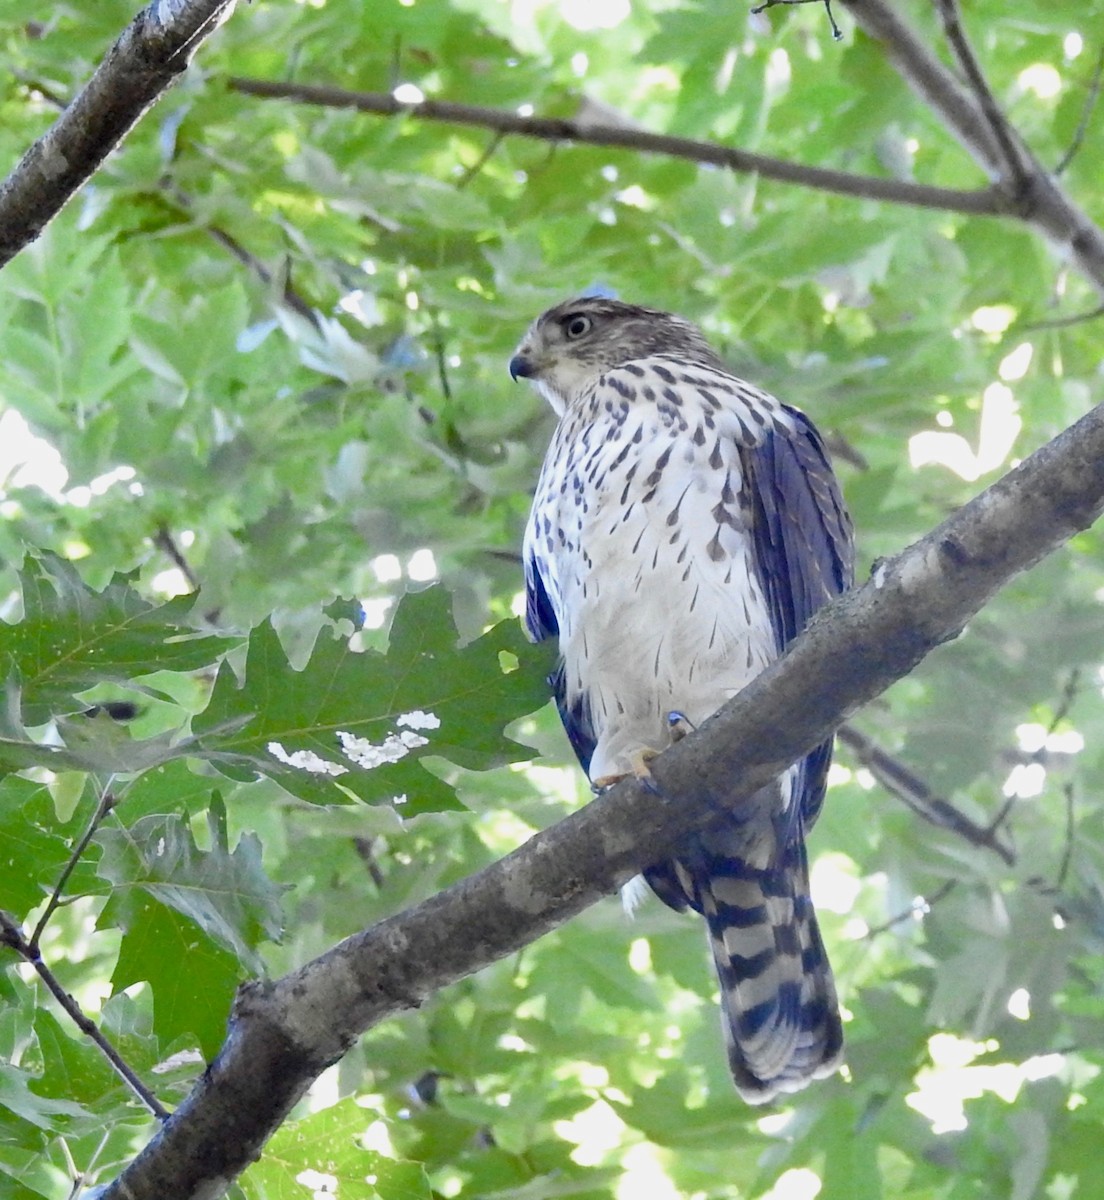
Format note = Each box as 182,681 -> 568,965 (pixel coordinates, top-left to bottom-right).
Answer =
509,353 -> 536,381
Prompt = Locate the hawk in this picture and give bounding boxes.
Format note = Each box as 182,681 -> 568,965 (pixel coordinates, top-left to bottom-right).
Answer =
510,297 -> 853,1103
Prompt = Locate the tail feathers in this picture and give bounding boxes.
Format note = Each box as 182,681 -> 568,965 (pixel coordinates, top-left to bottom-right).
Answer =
702,852 -> 843,1104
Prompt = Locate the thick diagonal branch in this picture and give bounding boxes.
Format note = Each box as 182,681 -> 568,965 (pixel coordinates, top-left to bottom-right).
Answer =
0,0 -> 237,269
98,398 -> 1104,1199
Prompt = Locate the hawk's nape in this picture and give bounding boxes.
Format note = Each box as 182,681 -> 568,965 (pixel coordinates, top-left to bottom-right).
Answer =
513,297 -> 854,1103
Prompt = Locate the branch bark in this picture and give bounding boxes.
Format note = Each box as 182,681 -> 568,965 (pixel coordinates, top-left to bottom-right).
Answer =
226,77 -> 1003,216
96,398 -> 1104,1197
0,0 -> 237,269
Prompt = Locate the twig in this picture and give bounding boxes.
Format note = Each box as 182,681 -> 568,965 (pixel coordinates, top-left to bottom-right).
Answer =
456,130 -> 505,189
934,0 -> 1030,194
152,524 -> 201,593
1018,303 -> 1104,332
1056,43 -> 1104,175
429,316 -> 453,405
30,789 -> 117,951
988,669 -> 1083,836
1056,781 -> 1076,890
865,878 -> 957,938
838,723 -> 1015,864
0,911 -> 169,1120
226,78 -> 1003,217
1046,668 -> 1082,736
752,0 -> 842,41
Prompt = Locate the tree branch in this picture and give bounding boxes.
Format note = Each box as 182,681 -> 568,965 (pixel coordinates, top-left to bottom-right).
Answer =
840,0 -> 1104,294
934,0 -> 1032,193
0,0 -> 238,270
97,398 -> 1104,1197
0,912 -> 168,1121
29,788 -> 117,950
837,724 -> 1014,864
225,77 -> 1004,217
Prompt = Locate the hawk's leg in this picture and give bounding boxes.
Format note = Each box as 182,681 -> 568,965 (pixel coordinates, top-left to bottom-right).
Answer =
667,710 -> 696,741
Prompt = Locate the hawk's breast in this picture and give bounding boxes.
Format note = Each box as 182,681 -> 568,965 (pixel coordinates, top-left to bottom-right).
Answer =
525,356 -> 792,782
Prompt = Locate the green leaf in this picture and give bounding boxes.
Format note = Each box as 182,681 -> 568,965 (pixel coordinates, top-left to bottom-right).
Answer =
29,1009 -> 121,1107
241,1098 -> 432,1200
96,810 -> 285,970
0,777 -> 105,917
105,893 -> 242,1060
192,588 -> 552,815
1,554 -> 237,726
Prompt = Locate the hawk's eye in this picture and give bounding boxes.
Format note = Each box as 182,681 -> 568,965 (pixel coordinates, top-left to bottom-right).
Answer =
563,314 -> 592,339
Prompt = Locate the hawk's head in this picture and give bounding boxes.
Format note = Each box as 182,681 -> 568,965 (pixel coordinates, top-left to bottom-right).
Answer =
509,298 -> 722,414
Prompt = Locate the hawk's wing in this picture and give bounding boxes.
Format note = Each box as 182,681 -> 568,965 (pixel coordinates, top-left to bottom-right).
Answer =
523,553 -> 598,774
741,403 -> 854,829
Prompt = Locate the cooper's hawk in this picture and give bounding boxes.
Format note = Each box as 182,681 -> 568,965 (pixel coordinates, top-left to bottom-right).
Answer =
510,297 -> 853,1103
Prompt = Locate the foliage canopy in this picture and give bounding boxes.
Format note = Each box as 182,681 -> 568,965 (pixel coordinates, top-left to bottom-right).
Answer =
2,0 -> 1104,1196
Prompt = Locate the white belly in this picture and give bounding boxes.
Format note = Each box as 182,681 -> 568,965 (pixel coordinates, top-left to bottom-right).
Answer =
527,365 -> 783,783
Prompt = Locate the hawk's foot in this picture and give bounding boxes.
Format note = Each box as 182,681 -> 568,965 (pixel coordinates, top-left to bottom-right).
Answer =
593,747 -> 664,796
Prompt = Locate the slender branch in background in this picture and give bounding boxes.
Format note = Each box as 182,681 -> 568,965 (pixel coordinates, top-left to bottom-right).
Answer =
984,789 -> 1018,840
162,186 -> 320,326
153,524 -> 202,593
1056,781 -> 1077,891
29,789 -> 117,950
0,911 -> 169,1120
0,0 -> 240,269
986,669 -> 1083,838
934,0 -> 1031,193
1047,668 -> 1083,735
226,78 -> 1003,217
822,430 -> 869,472
456,130 -> 505,189
840,0 -> 1104,293
752,0 -> 842,42
353,838 -> 387,891
429,316 -> 454,404
1055,43 -> 1104,175
864,878 -> 957,938
837,724 -> 1015,865
1019,303 -> 1104,332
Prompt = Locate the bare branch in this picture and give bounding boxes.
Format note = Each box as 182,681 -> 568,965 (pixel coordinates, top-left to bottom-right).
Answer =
0,912 -> 168,1121
1055,43 -> 1104,175
865,878 -> 957,938
1056,781 -> 1077,891
751,0 -> 842,41
837,724 -> 1014,864
840,0 -> 1104,294
226,78 -> 1003,217
0,0 -> 239,270
29,788 -> 117,951
934,0 -> 1031,193
1019,303 -> 1104,332
97,396 -> 1104,1197
152,524 -> 202,594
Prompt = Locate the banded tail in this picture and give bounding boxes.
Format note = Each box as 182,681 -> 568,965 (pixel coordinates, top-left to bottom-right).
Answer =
646,837 -> 843,1104
703,842 -> 842,1103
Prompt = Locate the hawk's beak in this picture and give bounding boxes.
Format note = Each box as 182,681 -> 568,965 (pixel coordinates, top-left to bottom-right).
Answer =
509,354 -> 536,381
